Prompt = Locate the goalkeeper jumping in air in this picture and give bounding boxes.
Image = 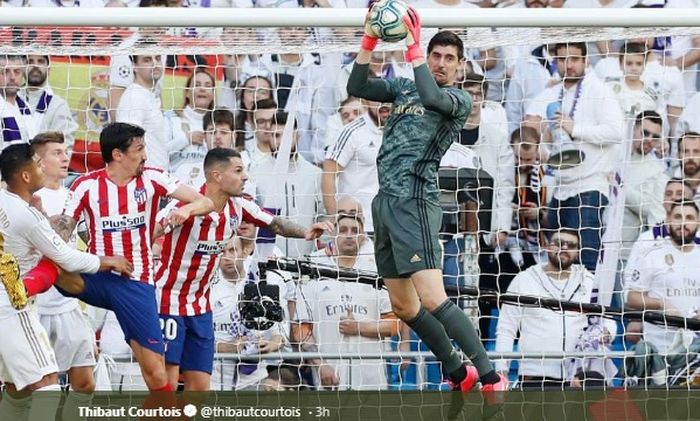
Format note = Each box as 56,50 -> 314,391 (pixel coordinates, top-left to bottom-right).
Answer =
346,5 -> 508,403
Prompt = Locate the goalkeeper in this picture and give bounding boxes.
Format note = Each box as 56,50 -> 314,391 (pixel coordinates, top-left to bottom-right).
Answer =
346,7 -> 507,394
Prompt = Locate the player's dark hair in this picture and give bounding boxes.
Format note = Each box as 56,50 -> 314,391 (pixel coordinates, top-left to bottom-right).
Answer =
635,110 -> 663,128
427,31 -> 464,60
669,200 -> 700,216
554,42 -> 588,58
100,122 -> 146,164
511,126 -> 540,146
203,109 -> 235,132
203,147 -> 242,172
0,143 -> 35,183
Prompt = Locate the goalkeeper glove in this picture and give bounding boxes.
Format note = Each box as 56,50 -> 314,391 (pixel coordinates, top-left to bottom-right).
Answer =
403,6 -> 424,62
361,6 -> 379,51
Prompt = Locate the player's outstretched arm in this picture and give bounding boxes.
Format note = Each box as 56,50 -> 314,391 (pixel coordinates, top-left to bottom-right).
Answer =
403,8 -> 464,117
167,184 -> 216,226
346,7 -> 396,103
268,217 -> 334,241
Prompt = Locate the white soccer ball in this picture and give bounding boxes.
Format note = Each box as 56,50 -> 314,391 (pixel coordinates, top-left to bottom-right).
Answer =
369,0 -> 410,43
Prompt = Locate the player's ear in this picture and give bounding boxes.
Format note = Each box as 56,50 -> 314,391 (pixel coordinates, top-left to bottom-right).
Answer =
20,167 -> 31,184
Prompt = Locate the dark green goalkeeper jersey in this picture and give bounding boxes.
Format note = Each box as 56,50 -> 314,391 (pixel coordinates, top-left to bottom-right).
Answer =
347,63 -> 472,203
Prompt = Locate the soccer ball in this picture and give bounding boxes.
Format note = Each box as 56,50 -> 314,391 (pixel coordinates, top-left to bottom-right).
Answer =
369,0 -> 410,43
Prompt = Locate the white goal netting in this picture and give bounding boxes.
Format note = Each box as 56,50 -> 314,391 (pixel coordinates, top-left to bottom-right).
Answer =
2,8 -> 700,395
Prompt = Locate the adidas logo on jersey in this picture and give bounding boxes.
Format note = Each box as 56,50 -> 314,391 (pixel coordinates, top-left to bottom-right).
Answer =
410,254 -> 422,263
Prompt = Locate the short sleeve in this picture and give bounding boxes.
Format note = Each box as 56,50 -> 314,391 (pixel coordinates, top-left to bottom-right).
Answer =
64,176 -> 89,222
239,196 -> 275,227
147,168 -> 181,198
326,124 -> 358,168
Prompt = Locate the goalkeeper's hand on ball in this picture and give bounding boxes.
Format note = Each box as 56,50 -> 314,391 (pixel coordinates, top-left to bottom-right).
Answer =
361,5 -> 379,51
403,6 -> 424,62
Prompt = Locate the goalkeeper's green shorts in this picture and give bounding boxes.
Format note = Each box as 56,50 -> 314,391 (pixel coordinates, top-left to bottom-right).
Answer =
371,192 -> 443,279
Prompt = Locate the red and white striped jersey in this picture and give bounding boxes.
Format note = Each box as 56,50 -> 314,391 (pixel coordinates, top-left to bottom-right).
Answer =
155,188 -> 274,316
64,167 -> 181,284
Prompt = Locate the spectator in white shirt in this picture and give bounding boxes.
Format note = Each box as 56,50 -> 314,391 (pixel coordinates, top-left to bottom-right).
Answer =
211,237 -> 286,391
526,42 -> 625,272
294,203 -> 399,390
250,111 -> 323,257
623,178 -> 695,293
495,229 -> 615,389
505,44 -> 556,135
20,55 -> 78,157
620,111 -> 669,261
167,69 -> 216,185
606,43 -> 664,120
116,55 -> 169,169
0,55 -> 38,149
320,96 -> 366,153
322,99 -> 389,233
625,200 -> 700,354
595,37 -> 685,138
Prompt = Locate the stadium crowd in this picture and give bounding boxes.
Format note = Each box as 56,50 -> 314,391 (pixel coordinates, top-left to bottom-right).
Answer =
1,0 -> 700,396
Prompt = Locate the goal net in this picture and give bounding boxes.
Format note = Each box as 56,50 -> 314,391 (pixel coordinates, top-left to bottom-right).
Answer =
2,8 -> 700,396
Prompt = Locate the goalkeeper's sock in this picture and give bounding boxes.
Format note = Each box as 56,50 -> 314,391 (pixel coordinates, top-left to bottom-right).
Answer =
23,258 -> 59,297
405,307 -> 463,375
432,299 -> 494,377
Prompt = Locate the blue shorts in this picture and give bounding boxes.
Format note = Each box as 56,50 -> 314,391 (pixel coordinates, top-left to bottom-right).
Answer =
56,272 -> 165,355
160,313 -> 214,374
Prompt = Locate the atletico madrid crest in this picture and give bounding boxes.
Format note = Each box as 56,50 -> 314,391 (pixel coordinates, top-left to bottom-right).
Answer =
134,187 -> 147,205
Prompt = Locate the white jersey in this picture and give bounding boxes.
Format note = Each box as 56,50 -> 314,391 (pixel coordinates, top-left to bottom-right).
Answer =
0,95 -> 38,150
0,189 -> 100,317
155,191 -> 274,316
64,167 -> 181,285
625,239 -> 700,353
325,114 -> 382,232
595,57 -> 686,114
210,272 -> 286,391
35,186 -> 80,316
116,83 -> 169,169
606,80 -> 663,119
296,242 -> 392,390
